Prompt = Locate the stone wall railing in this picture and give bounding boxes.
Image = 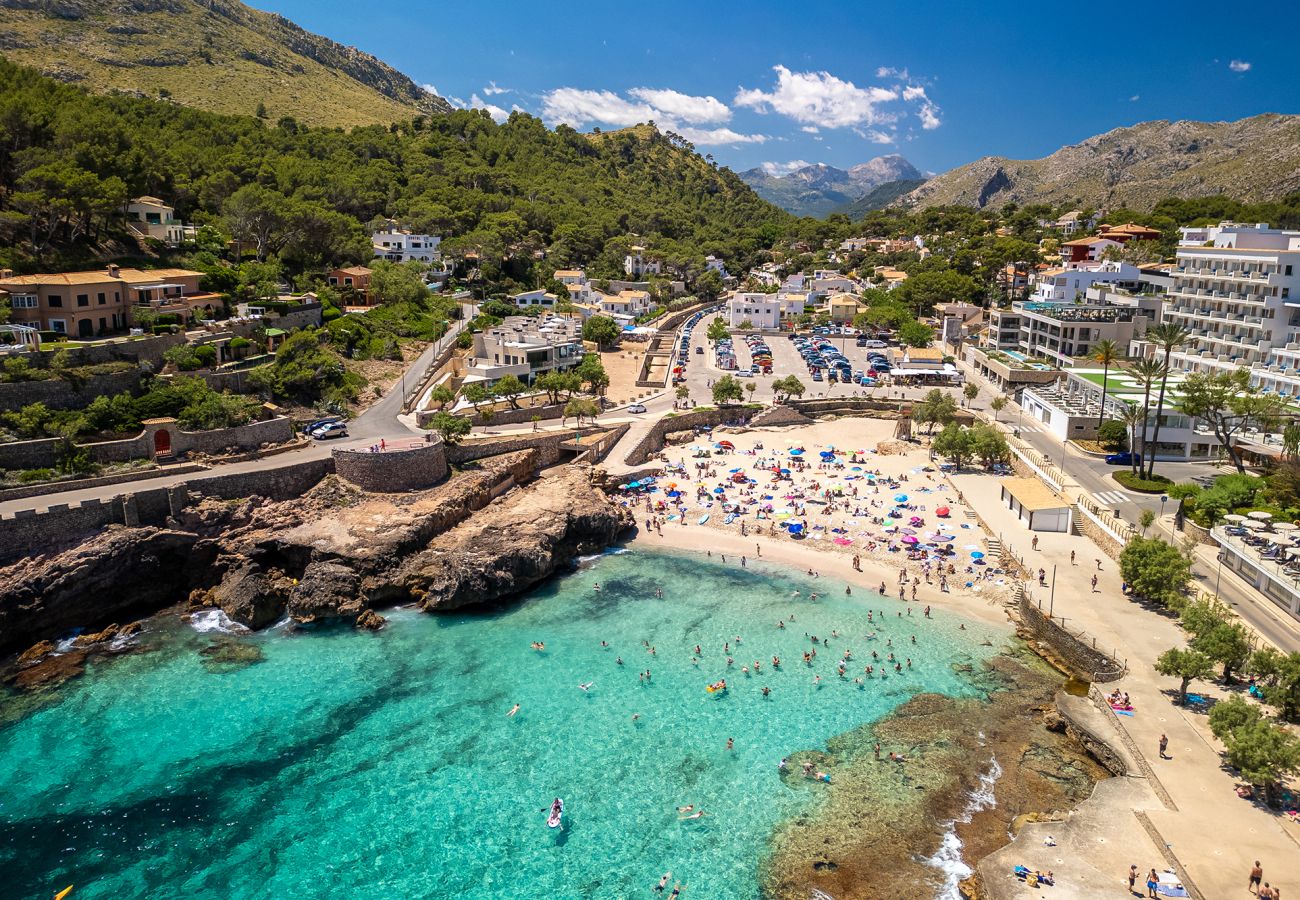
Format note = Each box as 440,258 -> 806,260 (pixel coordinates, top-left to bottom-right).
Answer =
0,370 -> 143,413
622,405 -> 762,467
1018,590 -> 1127,682
445,427 -> 607,468
333,441 -> 448,493
572,424 -> 630,465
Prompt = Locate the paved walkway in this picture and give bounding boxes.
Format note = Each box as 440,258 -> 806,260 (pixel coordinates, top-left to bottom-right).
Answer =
952,469 -> 1300,899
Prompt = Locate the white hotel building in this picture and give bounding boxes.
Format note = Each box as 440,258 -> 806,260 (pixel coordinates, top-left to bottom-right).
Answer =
1163,223 -> 1300,397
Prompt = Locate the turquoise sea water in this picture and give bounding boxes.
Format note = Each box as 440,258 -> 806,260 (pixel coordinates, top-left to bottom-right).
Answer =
0,549 -> 1003,899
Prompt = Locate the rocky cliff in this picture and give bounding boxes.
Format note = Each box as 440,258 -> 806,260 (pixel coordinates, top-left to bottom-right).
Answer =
901,113 -> 1300,211
0,458 -> 633,658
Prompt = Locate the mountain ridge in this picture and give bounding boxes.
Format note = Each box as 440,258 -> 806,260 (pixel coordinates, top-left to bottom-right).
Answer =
739,155 -> 924,217
0,0 -> 451,127
900,113 -> 1300,210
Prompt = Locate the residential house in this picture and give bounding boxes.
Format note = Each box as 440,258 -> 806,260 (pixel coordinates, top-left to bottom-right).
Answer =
1053,210 -> 1095,236
465,315 -> 585,386
372,223 -> 441,264
511,288 -> 560,310
777,290 -> 810,318
1099,223 -> 1163,243
554,269 -> 593,304
1060,235 -> 1124,264
933,302 -> 985,347
872,266 -> 910,291
0,264 -> 211,337
826,294 -> 861,324
327,266 -> 373,304
1027,260 -> 1140,304
704,255 -> 728,278
598,289 -> 652,319
727,293 -> 781,330
624,246 -> 662,278
125,196 -> 197,246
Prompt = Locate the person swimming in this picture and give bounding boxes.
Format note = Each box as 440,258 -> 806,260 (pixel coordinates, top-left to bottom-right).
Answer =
506,704 -> 520,717
578,682 -> 594,691
654,872 -> 671,893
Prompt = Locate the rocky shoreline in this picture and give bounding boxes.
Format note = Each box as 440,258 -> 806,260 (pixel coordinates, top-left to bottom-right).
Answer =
0,454 -> 633,671
763,650 -> 1111,900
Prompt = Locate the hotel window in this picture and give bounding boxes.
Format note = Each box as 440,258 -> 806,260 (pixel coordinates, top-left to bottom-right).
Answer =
98,292 -> 107,305
77,294 -> 89,307
48,294 -> 62,307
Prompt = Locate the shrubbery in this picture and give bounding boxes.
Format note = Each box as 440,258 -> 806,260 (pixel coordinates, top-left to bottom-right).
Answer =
1112,470 -> 1172,493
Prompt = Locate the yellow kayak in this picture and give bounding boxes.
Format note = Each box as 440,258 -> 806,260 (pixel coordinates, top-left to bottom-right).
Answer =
55,888 -> 74,900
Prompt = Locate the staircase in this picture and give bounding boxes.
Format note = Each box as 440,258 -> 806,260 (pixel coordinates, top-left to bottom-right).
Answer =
985,537 -> 1004,563
1068,504 -> 1084,536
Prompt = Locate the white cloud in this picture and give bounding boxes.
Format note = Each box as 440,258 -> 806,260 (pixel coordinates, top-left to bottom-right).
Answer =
759,159 -> 813,176
918,102 -> 941,130
470,93 -> 509,123
627,87 -> 731,124
902,85 -> 928,102
540,86 -> 763,144
860,128 -> 895,144
541,88 -> 656,127
736,65 -> 898,128
676,126 -> 767,145
876,66 -> 910,80
1130,94 -> 1141,102
800,125 -> 819,134
1229,59 -> 1251,72
482,81 -> 510,96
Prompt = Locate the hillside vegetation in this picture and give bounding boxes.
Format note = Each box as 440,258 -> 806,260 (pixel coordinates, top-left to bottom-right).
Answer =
902,114 -> 1300,211
0,0 -> 450,127
0,61 -> 789,285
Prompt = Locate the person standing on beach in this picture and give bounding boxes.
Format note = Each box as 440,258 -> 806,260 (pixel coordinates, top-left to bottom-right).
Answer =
1159,734 -> 1169,759
1127,864 -> 1138,894
1147,868 -> 1159,898
1250,861 -> 1263,894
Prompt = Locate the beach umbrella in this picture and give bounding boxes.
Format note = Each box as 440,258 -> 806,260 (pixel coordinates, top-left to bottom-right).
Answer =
901,535 -> 919,544
789,448 -> 804,456
788,523 -> 804,534
820,450 -> 834,458
935,506 -> 951,517
971,551 -> 985,559
1273,522 -> 1298,532
729,467 -> 742,473
1287,547 -> 1300,558
1248,510 -> 1273,520
1223,514 -> 1247,523
718,440 -> 735,450
713,486 -> 726,494
667,490 -> 682,498
779,468 -> 791,474
894,494 -> 908,502
1242,519 -> 1267,530
851,466 -> 863,471
882,519 -> 895,526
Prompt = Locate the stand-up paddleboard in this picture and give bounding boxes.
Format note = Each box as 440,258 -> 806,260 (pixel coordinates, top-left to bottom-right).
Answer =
698,514 -> 710,525
54,888 -> 74,900
547,799 -> 564,828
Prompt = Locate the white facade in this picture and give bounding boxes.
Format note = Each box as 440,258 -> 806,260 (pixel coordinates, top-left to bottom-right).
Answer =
467,315 -> 585,384
705,255 -> 728,277
624,246 -> 662,278
599,289 -> 652,318
126,196 -> 197,246
727,293 -> 781,330
1164,223 -> 1300,396
372,225 -> 441,264
1027,260 -> 1140,304
510,288 -> 559,309
777,290 -> 810,317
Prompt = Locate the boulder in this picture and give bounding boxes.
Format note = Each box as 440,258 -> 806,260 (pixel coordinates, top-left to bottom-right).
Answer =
210,564 -> 293,630
16,640 -> 55,668
288,561 -> 363,621
355,609 -> 386,631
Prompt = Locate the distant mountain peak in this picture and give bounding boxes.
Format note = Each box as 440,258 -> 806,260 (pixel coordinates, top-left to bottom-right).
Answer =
738,154 -> 926,217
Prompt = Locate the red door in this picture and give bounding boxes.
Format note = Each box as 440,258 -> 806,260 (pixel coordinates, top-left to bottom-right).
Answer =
154,429 -> 172,456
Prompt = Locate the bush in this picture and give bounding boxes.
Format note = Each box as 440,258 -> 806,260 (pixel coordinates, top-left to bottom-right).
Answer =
1113,470 -> 1173,493
16,467 -> 56,484
1097,419 -> 1128,450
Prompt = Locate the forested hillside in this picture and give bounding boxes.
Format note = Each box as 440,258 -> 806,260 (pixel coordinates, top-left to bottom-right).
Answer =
0,61 -> 789,286
0,0 -> 449,127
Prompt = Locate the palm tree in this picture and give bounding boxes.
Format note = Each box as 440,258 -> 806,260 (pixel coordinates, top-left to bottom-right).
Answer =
1129,357 -> 1166,475
1089,339 -> 1121,427
1142,323 -> 1191,479
1117,402 -> 1145,476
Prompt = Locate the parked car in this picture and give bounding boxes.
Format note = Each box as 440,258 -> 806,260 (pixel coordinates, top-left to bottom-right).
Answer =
695,345 -> 704,354
302,416 -> 341,435
313,423 -> 349,440
627,403 -> 647,413
1105,452 -> 1142,466
862,340 -> 888,349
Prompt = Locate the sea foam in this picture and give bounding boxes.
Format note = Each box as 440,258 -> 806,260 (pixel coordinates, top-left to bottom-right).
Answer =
188,609 -> 247,634
927,755 -> 1002,898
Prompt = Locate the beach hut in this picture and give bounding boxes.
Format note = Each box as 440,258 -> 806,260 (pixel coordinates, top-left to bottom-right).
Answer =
999,478 -> 1072,533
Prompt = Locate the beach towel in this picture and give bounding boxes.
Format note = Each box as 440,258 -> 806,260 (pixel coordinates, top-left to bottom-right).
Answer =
1114,709 -> 1135,717
1155,885 -> 1189,898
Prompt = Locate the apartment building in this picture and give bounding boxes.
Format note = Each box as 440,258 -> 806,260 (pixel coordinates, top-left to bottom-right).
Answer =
1027,260 -> 1140,304
727,293 -> 781,330
466,315 -> 585,385
0,264 -> 210,337
1163,223 -> 1300,396
372,224 -> 441,264
599,289 -> 652,319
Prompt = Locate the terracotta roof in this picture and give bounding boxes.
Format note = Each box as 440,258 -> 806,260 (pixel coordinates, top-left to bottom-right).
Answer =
1061,236 -> 1119,247
117,268 -> 203,283
554,269 -> 584,278
332,266 -> 373,277
0,267 -> 202,287
905,347 -> 943,360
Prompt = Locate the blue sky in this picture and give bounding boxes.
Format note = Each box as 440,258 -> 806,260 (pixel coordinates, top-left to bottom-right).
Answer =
257,0 -> 1296,176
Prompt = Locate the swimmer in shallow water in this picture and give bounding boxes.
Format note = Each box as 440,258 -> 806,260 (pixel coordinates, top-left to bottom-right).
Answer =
655,872 -> 671,893
506,704 -> 520,717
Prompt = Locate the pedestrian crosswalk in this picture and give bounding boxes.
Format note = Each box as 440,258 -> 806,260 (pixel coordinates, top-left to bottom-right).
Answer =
1092,490 -> 1132,506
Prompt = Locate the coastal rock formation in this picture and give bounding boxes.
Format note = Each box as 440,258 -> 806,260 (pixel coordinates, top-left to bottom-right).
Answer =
404,466 -> 635,611
0,526 -> 202,656
0,460 -> 633,658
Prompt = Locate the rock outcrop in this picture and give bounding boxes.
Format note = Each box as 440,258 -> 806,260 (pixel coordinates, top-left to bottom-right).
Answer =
0,460 -> 633,657
0,526 -> 203,656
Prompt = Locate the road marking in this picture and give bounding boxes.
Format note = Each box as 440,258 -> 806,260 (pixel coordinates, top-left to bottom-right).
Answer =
1092,490 -> 1132,506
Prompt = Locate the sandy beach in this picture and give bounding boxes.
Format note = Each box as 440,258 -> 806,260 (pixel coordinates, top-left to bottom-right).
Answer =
622,418 -> 1015,630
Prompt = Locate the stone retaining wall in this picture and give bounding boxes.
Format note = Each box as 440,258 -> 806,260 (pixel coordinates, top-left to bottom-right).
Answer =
0,370 -> 143,412
622,405 -> 762,467
445,427 -> 606,469
26,332 -> 185,367
572,424 -> 630,465
333,441 -> 448,493
1018,591 -> 1127,682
